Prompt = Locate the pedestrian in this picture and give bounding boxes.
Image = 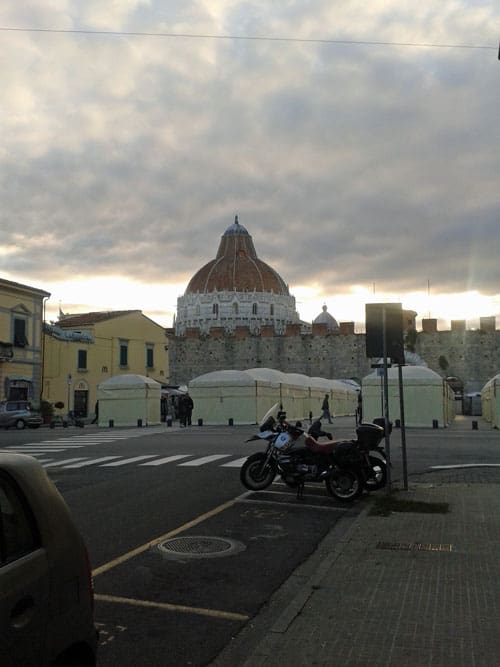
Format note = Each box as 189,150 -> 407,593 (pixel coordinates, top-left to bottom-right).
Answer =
356,391 -> 363,426
91,400 -> 99,424
184,392 -> 194,426
321,394 -> 333,424
179,393 -> 194,427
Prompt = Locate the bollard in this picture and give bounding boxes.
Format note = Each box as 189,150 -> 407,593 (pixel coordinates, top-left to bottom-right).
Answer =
228,418 -> 234,426
472,420 -> 478,430
109,419 -> 114,428
166,416 -> 172,427
198,418 -> 203,426
432,419 -> 438,429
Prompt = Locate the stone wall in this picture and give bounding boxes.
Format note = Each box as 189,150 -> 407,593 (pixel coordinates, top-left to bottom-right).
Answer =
169,328 -> 500,393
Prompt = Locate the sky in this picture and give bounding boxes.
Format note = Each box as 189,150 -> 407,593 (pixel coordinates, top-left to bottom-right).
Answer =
1,1 -> 499,331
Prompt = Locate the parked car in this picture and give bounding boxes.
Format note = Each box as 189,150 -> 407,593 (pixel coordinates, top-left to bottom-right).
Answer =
0,453 -> 98,666
0,401 -> 43,430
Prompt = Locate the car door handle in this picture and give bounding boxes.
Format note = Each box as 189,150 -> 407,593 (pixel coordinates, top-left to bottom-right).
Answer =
10,595 -> 35,628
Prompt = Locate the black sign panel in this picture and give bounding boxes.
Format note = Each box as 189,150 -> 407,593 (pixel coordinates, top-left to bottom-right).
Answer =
365,303 -> 405,364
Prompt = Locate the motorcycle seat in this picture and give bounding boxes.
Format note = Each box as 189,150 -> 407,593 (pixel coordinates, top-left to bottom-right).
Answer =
304,435 -> 338,455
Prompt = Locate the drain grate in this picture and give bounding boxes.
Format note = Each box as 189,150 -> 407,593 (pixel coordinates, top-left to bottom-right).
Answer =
377,541 -> 453,552
158,536 -> 246,559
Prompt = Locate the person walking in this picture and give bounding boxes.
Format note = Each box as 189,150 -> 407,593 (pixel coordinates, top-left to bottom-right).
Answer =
91,400 -> 99,424
184,393 -> 194,426
179,393 -> 194,427
321,394 -> 333,424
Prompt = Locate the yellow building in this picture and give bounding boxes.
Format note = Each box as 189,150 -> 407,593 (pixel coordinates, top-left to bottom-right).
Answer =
43,310 -> 169,419
0,277 -> 50,405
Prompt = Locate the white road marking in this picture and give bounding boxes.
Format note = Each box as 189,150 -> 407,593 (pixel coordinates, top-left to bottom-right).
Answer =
430,463 -> 500,469
178,455 -> 232,466
140,455 -> 192,466
64,456 -> 122,468
100,455 -> 158,467
44,457 -> 89,468
221,457 -> 247,467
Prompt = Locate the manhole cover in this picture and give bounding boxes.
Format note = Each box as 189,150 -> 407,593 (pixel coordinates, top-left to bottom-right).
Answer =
158,536 -> 246,560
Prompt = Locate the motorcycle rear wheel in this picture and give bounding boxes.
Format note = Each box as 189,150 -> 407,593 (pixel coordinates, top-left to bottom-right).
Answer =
326,468 -> 363,502
365,456 -> 387,491
240,453 -> 277,490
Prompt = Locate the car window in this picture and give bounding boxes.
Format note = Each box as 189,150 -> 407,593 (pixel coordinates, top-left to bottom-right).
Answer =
0,473 -> 40,565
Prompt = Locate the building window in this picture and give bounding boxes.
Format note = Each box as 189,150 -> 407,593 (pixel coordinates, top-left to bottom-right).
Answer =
13,318 -> 29,348
78,349 -> 87,370
213,303 -> 219,317
270,304 -> 274,316
119,340 -> 128,367
252,303 -> 258,315
232,302 -> 239,315
146,344 -> 154,369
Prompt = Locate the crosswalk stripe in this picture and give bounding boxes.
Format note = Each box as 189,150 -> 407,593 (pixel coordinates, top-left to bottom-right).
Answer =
220,457 -> 247,467
140,455 -> 192,466
6,448 -> 70,453
100,455 -> 158,467
44,457 -> 88,468
178,455 -> 231,466
64,456 -> 122,468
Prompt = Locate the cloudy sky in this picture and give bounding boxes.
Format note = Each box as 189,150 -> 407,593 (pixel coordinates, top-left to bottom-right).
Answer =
1,1 -> 499,330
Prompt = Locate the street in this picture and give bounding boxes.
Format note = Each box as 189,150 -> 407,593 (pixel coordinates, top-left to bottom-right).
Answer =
1,418 -> 498,665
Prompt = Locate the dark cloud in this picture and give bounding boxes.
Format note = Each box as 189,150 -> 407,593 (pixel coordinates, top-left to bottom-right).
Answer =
1,1 -> 499,320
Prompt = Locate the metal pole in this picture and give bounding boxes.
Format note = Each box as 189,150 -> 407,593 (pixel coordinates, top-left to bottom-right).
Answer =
398,363 -> 408,490
382,307 -> 392,492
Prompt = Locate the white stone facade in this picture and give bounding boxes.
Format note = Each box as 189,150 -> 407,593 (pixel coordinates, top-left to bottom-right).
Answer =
175,289 -> 299,335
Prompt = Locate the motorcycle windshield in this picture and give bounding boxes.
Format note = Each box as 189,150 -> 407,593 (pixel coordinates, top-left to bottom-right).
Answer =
259,403 -> 280,431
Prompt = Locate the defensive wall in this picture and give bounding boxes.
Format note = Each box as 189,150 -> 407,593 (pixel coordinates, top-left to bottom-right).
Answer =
168,317 -> 500,394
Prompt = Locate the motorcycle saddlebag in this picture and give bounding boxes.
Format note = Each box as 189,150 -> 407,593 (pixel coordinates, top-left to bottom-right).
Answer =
356,423 -> 384,449
334,441 -> 363,465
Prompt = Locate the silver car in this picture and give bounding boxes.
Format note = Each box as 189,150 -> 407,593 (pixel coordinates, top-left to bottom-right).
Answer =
0,401 -> 43,430
0,453 -> 98,666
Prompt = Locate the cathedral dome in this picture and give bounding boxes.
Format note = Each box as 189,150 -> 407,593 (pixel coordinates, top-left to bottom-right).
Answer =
313,304 -> 339,331
176,216 -> 299,335
185,216 -> 289,296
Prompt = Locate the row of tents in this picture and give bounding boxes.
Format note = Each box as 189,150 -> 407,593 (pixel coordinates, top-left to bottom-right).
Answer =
92,367 -> 500,429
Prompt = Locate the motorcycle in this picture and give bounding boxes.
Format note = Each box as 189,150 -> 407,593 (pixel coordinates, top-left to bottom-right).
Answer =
239,405 -> 369,502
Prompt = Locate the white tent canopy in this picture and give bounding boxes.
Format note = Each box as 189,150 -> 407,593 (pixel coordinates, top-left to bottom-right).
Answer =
362,366 -> 455,428
188,368 -> 358,425
481,373 -> 500,428
96,374 -> 161,427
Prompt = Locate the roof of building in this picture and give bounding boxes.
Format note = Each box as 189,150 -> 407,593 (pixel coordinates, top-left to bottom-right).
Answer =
0,277 -> 50,298
313,304 -> 339,330
56,310 -> 142,328
185,216 -> 290,296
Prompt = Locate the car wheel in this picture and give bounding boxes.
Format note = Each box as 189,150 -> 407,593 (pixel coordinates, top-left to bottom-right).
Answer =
15,419 -> 26,430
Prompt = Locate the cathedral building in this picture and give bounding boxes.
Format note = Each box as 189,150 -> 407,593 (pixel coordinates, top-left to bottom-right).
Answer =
175,216 -> 300,336
169,217 -> 499,396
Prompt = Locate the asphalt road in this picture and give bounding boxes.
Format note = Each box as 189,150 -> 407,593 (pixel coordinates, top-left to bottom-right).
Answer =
1,419 -> 498,665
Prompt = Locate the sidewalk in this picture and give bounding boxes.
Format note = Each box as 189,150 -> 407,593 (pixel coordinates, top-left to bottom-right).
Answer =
213,470 -> 500,666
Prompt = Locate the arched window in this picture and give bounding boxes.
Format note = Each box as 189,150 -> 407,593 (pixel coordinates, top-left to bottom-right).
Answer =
195,304 -> 200,316
270,304 -> 274,317
252,303 -> 258,315
232,302 -> 239,315
213,303 -> 219,317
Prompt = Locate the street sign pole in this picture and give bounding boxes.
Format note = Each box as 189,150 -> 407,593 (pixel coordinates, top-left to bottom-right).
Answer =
382,306 -> 392,492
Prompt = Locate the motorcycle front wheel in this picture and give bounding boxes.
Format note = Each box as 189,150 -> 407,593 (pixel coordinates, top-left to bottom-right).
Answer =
364,456 -> 387,491
240,453 -> 277,490
326,468 -> 363,502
